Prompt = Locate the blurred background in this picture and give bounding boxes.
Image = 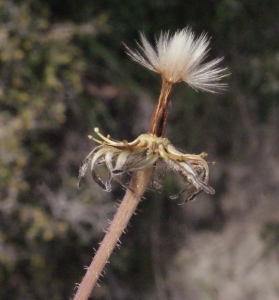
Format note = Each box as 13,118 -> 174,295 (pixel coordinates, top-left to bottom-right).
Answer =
1,0 -> 279,299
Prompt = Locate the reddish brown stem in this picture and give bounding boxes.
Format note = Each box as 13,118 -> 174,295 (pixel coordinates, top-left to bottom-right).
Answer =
73,168 -> 153,300
148,79 -> 173,137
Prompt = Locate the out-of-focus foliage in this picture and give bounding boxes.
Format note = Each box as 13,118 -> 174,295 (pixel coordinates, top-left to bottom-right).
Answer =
0,1 -> 84,195
0,1 -> 115,299
1,0 -> 279,299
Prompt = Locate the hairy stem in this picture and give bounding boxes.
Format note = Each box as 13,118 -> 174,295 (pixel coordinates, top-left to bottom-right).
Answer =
73,168 -> 153,300
73,78 -> 173,300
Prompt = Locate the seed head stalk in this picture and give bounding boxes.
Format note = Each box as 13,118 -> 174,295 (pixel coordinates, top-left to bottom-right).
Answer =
149,78 -> 173,137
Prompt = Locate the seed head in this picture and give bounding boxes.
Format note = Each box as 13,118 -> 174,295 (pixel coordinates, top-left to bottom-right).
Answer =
125,28 -> 227,93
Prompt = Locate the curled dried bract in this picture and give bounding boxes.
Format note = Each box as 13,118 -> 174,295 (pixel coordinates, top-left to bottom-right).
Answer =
78,128 -> 215,202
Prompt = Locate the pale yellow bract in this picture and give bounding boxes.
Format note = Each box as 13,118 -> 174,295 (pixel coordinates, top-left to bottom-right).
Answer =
78,128 -> 215,202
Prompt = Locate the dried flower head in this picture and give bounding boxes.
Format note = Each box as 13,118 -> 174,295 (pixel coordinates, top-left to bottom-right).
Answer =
78,128 -> 215,202
125,28 -> 227,92
77,29 -> 225,201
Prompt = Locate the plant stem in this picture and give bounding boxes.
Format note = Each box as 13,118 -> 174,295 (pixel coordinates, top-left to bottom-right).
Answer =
73,77 -> 171,300
73,167 -> 153,300
148,79 -> 173,137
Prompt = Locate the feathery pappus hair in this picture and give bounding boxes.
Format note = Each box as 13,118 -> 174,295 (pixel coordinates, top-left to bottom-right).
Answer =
125,28 -> 228,93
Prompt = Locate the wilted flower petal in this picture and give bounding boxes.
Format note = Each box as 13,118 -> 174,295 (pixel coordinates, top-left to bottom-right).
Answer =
78,128 -> 215,202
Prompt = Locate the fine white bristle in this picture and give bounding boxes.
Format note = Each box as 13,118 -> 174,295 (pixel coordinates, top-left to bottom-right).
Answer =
125,28 -> 228,93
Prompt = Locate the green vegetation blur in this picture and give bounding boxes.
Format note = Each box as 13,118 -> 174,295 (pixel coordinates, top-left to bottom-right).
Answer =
1,0 -> 279,299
